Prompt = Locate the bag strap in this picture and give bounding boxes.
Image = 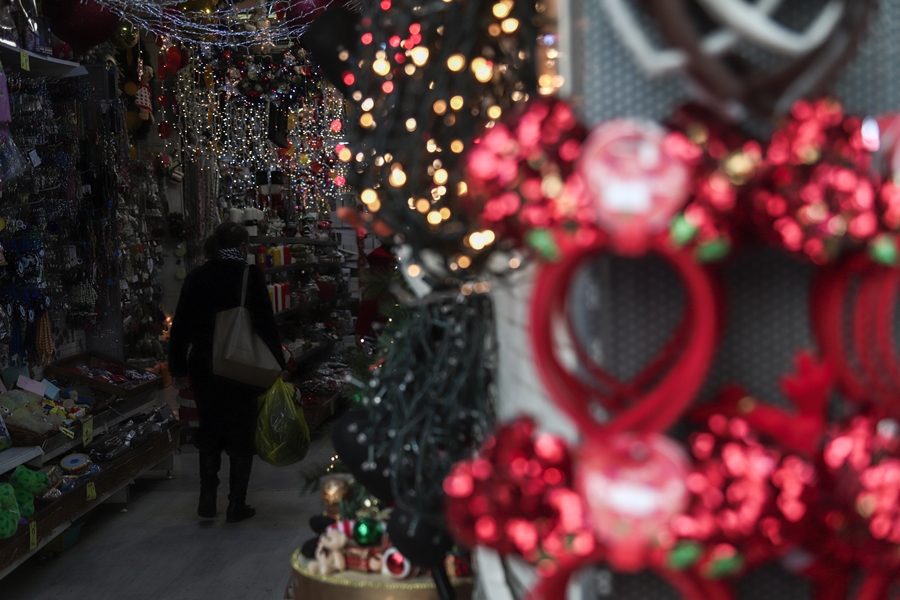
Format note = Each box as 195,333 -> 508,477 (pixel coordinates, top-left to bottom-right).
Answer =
240,264 -> 250,308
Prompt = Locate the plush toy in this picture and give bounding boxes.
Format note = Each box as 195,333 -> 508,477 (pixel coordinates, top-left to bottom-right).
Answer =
308,529 -> 347,575
0,483 -> 19,539
9,465 -> 49,519
135,66 -> 154,121
0,390 -> 64,434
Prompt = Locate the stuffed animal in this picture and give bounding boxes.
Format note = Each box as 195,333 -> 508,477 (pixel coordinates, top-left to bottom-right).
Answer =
0,483 -> 19,539
0,390 -> 63,434
308,529 -> 347,575
9,465 -> 49,519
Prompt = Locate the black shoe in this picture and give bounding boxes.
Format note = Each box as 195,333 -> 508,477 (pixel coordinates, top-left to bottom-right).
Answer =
225,456 -> 255,523
198,452 -> 221,519
198,490 -> 217,519
225,501 -> 256,523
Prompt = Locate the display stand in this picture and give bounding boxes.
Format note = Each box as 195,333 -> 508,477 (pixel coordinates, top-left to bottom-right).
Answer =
0,421 -> 184,580
285,551 -> 473,600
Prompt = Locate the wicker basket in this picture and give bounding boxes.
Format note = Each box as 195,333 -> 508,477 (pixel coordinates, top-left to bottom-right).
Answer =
6,424 -> 53,447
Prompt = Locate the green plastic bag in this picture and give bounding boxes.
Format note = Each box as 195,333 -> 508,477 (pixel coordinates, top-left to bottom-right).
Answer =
256,379 -> 310,467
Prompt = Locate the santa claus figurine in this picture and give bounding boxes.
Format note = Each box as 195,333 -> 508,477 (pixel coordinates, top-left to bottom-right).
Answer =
135,66 -> 154,121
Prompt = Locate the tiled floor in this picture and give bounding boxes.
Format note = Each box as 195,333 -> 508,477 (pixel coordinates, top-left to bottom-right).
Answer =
0,428 -> 333,600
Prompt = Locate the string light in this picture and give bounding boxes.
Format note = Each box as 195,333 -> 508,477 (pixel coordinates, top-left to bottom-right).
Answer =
90,0 -> 344,47
341,0 -> 538,274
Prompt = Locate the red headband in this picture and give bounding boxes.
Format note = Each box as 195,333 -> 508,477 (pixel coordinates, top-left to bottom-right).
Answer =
529,231 -> 719,439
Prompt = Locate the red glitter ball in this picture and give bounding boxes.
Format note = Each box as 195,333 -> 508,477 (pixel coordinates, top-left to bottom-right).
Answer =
386,550 -> 407,575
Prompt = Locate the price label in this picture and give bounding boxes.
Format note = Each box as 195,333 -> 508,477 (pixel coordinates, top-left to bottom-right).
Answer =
82,417 -> 94,446
29,521 -> 37,550
19,51 -> 29,72
86,482 -> 96,501
59,426 -> 75,439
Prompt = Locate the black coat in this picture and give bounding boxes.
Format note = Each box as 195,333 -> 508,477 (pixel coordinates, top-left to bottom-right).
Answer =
168,259 -> 286,379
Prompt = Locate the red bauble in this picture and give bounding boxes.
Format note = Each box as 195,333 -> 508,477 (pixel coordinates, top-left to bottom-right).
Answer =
158,65 -> 169,80
158,52 -> 168,69
158,122 -> 173,139
42,0 -> 120,49
166,46 -> 182,69
386,550 -> 407,575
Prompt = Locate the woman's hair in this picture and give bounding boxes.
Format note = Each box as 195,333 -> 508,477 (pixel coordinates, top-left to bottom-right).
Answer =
203,235 -> 219,260
214,221 -> 249,250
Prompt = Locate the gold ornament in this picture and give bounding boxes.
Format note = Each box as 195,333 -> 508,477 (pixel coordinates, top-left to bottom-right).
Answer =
123,81 -> 138,96
321,478 -> 351,519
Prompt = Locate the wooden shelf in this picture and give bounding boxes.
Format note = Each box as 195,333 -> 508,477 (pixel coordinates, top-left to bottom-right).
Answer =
0,41 -> 87,77
249,236 -> 337,246
262,262 -> 344,275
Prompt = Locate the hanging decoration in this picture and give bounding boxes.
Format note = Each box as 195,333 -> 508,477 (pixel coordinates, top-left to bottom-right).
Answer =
83,0 -> 355,48
463,97 -> 900,271
178,48 -> 348,221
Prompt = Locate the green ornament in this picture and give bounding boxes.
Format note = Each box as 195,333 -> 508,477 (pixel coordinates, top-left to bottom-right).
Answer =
353,517 -> 383,546
670,214 -> 698,247
705,552 -> 745,579
666,541 -> 703,571
526,228 -> 560,261
868,234 -> 898,266
694,237 -> 731,263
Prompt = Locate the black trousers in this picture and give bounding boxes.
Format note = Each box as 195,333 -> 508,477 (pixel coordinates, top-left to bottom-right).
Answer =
190,372 -> 263,458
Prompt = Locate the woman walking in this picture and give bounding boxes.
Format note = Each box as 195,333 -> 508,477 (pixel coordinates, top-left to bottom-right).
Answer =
169,222 -> 286,522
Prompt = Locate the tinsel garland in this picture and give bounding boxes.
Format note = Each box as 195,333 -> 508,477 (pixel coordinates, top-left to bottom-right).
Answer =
90,0 -> 355,48
341,291 -> 496,526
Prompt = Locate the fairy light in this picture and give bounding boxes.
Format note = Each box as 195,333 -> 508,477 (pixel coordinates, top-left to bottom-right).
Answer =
416,199 -> 431,213
433,100 -> 447,115
427,211 -> 443,225
77,1 -> 323,47
406,118 -> 417,131
493,0 -> 513,18
411,47 -> 430,66
447,54 -> 466,71
361,189 -> 379,204
450,95 -> 464,110
501,18 -> 519,33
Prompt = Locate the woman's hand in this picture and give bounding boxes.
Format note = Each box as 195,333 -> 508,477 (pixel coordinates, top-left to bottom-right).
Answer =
173,376 -> 190,390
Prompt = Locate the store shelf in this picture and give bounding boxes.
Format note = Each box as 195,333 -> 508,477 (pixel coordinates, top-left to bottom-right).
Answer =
0,40 -> 87,77
292,339 -> 337,366
0,422 -> 182,581
38,391 -> 159,465
274,295 -> 348,321
0,446 -> 43,476
262,261 -> 344,274
249,236 -> 338,246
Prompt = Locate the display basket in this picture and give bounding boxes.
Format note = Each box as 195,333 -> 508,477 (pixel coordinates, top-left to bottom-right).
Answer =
46,352 -> 163,398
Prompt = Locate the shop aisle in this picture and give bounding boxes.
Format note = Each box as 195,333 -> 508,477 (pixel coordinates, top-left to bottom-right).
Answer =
0,431 -> 333,600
